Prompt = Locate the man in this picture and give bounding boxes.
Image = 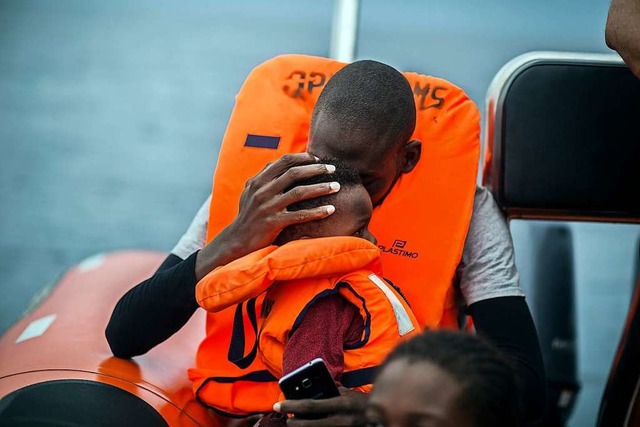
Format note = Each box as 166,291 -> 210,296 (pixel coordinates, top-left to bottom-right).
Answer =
106,60 -> 545,424
606,0 -> 640,77
195,160 -> 420,423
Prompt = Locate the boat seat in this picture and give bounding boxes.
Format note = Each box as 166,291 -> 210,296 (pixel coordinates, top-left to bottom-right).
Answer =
484,52 -> 640,426
484,52 -> 640,223
0,380 -> 168,427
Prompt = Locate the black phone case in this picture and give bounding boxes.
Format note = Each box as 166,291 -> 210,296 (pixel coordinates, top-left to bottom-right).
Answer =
279,359 -> 340,400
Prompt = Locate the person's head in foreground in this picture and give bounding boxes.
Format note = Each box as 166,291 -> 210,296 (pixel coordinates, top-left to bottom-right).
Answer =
276,159 -> 376,246
308,60 -> 421,207
366,330 -> 521,427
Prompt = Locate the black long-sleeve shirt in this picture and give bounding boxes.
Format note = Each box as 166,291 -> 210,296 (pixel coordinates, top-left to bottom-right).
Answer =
106,253 -> 546,422
106,253 -> 198,358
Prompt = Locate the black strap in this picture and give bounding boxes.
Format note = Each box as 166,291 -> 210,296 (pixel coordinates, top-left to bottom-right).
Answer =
211,369 -> 278,384
341,366 -> 378,388
227,298 -> 259,369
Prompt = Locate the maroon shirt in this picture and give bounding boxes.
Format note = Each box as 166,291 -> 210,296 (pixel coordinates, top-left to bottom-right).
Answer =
260,293 -> 364,426
282,293 -> 364,381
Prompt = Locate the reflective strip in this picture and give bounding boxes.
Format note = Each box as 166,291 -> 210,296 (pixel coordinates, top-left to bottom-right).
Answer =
367,274 -> 415,336
16,314 -> 57,343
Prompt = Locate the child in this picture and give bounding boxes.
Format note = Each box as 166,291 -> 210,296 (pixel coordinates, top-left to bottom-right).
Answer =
366,330 -> 522,427
194,159 -> 420,422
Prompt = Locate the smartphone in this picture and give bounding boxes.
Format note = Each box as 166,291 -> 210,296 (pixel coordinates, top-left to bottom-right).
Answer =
278,358 -> 340,402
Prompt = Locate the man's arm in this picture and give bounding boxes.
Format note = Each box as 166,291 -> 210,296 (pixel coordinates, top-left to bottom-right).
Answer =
606,0 -> 640,77
106,195 -> 212,357
105,154 -> 338,358
106,252 -> 200,358
469,297 -> 547,421
459,187 -> 546,422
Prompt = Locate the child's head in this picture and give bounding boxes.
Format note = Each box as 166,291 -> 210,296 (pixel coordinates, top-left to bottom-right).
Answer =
275,159 -> 376,246
366,331 -> 521,427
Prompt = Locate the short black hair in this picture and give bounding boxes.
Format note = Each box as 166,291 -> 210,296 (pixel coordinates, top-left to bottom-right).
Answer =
287,158 -> 361,211
310,60 -> 416,150
275,159 -> 362,244
380,331 -> 522,427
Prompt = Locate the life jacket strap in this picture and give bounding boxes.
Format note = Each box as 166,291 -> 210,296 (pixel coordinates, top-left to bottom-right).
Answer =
340,366 -> 378,388
227,297 -> 259,369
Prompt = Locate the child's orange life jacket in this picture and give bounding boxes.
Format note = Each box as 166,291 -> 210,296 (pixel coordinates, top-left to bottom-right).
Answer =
188,54 -> 480,415
194,236 -> 420,415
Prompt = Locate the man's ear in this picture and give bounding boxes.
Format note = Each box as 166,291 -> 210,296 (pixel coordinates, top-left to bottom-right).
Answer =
401,140 -> 422,174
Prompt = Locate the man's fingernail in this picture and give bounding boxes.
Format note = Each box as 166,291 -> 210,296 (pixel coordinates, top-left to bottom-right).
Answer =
329,182 -> 340,191
327,205 -> 336,214
273,402 -> 281,412
326,164 -> 336,173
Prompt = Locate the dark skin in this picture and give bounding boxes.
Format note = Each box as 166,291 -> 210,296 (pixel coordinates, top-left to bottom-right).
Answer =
308,112 -> 422,207
194,116 -> 419,425
606,0 -> 640,77
283,185 -> 377,245
192,109 -> 420,425
194,154 -> 340,281
365,360 -> 472,427
194,116 -> 420,286
270,122 -> 421,426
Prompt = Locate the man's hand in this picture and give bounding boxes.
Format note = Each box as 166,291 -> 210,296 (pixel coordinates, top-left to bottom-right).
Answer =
273,388 -> 369,426
196,153 -> 338,280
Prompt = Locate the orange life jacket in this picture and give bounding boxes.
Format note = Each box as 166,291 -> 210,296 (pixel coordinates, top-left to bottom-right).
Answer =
193,237 -> 420,415
188,54 -> 480,415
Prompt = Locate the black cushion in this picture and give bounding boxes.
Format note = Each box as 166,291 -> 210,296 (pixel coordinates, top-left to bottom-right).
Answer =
490,60 -> 640,220
0,380 -> 168,427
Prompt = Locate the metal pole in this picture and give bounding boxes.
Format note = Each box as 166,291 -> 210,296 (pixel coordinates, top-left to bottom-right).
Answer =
329,0 -> 360,63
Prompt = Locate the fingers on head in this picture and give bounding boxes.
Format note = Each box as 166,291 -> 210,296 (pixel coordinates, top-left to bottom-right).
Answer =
249,154 -> 329,194
282,205 -> 335,225
280,182 -> 338,208
263,153 -> 319,180
276,163 -> 335,191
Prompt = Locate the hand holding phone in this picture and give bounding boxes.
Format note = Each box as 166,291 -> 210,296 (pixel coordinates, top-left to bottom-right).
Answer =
278,358 -> 340,410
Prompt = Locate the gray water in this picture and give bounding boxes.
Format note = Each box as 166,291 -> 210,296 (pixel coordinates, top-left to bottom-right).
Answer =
1,1 -> 638,425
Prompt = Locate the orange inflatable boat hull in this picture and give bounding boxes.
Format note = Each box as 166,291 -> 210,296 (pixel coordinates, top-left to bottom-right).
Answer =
0,251 -> 220,426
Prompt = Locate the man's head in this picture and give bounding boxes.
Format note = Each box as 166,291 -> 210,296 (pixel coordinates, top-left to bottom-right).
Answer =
275,159 -> 375,246
308,60 -> 421,206
366,331 -> 521,427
